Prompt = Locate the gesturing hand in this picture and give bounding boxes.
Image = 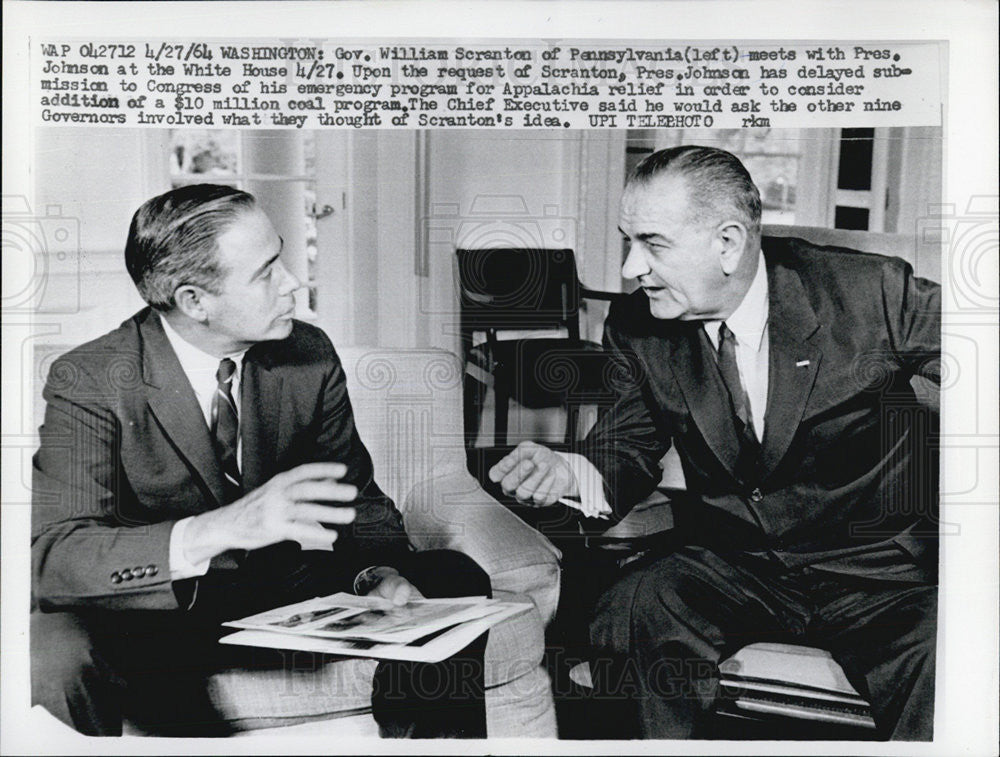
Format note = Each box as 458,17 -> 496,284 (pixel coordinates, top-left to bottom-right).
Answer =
488,441 -> 579,507
184,462 -> 358,564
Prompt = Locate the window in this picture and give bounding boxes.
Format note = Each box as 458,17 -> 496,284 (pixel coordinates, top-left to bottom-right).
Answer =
832,128 -> 889,231
626,128 -> 893,232
630,129 -> 807,225
168,130 -> 320,317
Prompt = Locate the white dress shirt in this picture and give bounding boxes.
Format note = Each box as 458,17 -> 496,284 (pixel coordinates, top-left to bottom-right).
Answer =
160,316 -> 246,580
563,250 -> 770,518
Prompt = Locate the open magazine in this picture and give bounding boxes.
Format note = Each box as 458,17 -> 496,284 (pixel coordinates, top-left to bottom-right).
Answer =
220,593 -> 532,663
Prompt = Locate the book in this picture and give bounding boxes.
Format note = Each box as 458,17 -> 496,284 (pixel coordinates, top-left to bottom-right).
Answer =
219,592 -> 531,663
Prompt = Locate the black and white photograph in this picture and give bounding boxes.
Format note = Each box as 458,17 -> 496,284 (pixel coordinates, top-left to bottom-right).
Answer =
2,2 -> 997,754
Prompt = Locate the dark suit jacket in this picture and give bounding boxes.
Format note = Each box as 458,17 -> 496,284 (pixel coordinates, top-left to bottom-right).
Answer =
579,237 -> 940,580
32,308 -> 411,613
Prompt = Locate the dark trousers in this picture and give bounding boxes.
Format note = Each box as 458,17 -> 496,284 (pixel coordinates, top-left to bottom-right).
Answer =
588,546 -> 936,740
31,549 -> 489,738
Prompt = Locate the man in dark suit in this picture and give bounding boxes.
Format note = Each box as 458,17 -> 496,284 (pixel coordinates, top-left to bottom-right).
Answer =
32,184 -> 489,737
490,146 -> 939,739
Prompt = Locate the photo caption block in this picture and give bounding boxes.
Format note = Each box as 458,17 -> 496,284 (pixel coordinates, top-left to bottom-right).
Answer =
33,39 -> 943,129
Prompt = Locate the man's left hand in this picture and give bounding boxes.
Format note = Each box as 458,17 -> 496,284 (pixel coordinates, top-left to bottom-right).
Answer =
360,567 -> 425,606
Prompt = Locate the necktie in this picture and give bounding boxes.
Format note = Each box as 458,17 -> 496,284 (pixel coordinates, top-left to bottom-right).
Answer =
212,357 -> 243,503
716,323 -> 762,477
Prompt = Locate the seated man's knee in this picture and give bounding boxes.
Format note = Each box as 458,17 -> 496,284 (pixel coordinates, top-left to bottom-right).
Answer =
901,627 -> 937,684
31,612 -> 120,733
589,569 -> 645,654
33,612 -> 98,690
589,559 -> 688,654
401,473 -> 561,621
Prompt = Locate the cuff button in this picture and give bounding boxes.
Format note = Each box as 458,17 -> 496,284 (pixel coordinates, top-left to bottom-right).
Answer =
111,572 -> 122,584
133,566 -> 146,578
146,564 -> 159,576
121,569 -> 133,581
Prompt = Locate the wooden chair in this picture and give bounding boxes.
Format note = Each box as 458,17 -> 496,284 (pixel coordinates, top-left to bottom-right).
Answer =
455,247 -> 622,492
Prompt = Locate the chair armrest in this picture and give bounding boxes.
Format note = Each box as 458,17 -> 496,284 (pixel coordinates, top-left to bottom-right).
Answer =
580,287 -> 624,303
399,468 -> 562,625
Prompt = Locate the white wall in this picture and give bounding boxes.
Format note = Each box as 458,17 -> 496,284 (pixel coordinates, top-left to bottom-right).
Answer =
343,130 -> 599,353
31,128 -> 167,347
29,130 -> 615,357
339,131 -> 422,348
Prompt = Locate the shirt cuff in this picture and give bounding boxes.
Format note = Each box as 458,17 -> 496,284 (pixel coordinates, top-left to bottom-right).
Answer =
169,517 -> 213,580
555,452 -> 613,519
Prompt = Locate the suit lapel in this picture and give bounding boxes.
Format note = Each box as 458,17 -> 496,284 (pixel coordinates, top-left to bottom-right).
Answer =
139,312 -> 226,506
240,348 -> 283,491
759,255 -> 823,476
665,322 -> 742,475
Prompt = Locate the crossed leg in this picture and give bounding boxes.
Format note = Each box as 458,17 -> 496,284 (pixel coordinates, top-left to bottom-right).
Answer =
589,546 -> 937,740
813,577 -> 937,740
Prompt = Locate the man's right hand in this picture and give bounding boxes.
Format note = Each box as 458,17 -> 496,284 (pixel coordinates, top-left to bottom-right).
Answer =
182,462 -> 358,565
488,441 -> 579,507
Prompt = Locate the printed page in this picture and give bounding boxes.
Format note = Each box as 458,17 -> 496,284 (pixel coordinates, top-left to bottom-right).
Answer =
221,601 -> 530,663
223,592 -> 507,644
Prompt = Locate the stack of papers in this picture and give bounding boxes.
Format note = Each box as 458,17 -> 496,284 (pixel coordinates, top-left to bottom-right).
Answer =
220,593 -> 531,663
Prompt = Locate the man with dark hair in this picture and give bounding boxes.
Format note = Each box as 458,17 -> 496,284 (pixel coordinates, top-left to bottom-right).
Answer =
491,146 -> 939,739
32,184 -> 490,737
123,184 -> 257,309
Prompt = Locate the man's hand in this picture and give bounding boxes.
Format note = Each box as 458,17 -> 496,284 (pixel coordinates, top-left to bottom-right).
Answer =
488,441 -> 579,507
359,567 -> 425,606
183,462 -> 358,565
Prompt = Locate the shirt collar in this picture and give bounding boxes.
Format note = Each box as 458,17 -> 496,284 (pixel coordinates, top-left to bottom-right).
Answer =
704,250 -> 769,350
160,314 -> 246,382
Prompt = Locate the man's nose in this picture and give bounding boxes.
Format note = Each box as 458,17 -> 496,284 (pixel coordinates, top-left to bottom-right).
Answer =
621,244 -> 650,280
277,260 -> 303,294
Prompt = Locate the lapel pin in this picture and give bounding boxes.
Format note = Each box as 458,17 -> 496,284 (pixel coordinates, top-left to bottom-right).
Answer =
796,360 -> 810,367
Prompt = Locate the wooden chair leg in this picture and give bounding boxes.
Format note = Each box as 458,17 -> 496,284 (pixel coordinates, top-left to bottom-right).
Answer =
565,403 -> 579,445
494,381 -> 509,448
462,373 -> 484,451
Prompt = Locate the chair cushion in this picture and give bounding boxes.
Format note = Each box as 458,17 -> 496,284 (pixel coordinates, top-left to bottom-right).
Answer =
203,657 -> 378,727
137,641 -> 556,736
486,665 -> 557,737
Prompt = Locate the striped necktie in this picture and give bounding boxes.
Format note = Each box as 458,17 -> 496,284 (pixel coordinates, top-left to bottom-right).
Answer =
212,357 -> 243,503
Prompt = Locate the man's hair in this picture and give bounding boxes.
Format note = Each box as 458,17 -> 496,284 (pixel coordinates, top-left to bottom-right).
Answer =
124,184 -> 256,311
628,145 -> 762,241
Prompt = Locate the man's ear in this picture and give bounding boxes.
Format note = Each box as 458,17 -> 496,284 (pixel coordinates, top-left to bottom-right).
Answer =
173,284 -> 210,323
716,220 -> 749,276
